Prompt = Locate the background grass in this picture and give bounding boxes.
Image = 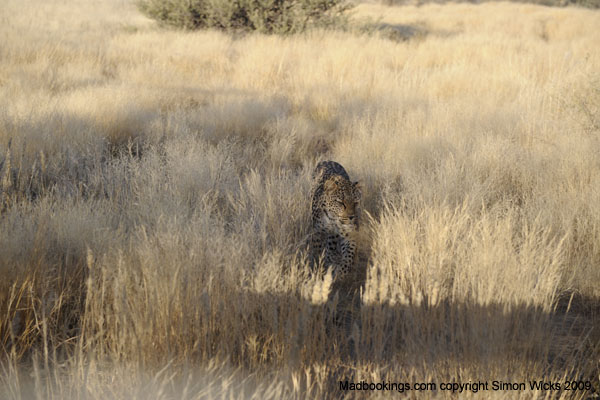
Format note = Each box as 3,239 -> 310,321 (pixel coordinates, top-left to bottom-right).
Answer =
0,0 -> 599,398
379,0 -> 600,9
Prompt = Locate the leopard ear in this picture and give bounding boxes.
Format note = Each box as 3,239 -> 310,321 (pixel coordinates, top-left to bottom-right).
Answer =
324,178 -> 338,191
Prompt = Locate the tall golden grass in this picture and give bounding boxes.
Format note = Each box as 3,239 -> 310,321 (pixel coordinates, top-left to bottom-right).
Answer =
1,0 -> 599,398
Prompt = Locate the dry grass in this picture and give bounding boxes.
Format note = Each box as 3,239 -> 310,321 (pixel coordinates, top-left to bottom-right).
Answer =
1,0 -> 600,398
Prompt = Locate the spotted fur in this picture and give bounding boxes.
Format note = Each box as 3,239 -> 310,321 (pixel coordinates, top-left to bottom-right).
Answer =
311,161 -> 362,278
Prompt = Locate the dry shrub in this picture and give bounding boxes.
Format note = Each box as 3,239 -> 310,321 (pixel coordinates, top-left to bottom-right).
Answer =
137,0 -> 353,34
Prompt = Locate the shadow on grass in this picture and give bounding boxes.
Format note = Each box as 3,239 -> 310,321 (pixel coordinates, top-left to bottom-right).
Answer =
239,263 -> 599,391
356,22 -> 459,42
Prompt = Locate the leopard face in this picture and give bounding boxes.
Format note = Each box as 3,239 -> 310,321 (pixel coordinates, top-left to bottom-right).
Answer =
319,175 -> 361,235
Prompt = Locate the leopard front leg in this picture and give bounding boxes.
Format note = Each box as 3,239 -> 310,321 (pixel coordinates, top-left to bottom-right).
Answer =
324,233 -> 341,269
321,233 -> 354,278
338,236 -> 357,276
311,229 -> 327,267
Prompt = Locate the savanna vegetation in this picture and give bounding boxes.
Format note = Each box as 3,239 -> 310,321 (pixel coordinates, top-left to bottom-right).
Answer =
136,0 -> 353,33
380,0 -> 600,10
1,0 -> 599,398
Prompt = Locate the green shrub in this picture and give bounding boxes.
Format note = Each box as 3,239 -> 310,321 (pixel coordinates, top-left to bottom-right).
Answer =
137,0 -> 354,34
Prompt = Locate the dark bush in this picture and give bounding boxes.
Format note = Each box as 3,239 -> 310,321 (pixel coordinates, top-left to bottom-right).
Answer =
137,0 -> 354,34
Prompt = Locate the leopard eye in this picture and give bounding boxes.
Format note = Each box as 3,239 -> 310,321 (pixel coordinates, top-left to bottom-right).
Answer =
336,200 -> 345,208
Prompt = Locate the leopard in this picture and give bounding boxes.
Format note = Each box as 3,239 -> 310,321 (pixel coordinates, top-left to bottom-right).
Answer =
310,161 -> 362,279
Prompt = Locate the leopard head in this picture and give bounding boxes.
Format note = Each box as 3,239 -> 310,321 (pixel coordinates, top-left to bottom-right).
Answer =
322,175 -> 362,232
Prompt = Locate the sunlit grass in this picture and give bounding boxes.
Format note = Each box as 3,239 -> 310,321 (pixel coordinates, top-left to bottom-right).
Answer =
1,0 -> 599,398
